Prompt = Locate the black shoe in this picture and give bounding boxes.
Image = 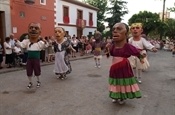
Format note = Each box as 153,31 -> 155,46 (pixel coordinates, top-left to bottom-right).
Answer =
59,74 -> 66,80
59,75 -> 64,80
61,74 -> 67,80
7,66 -> 12,68
55,73 -> 59,75
27,82 -> 33,89
36,81 -> 41,88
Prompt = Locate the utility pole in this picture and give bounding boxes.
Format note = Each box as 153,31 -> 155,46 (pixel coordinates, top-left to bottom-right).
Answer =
162,0 -> 166,22
160,0 -> 166,39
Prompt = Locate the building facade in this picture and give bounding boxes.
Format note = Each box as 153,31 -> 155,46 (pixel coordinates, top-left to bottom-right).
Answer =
0,0 -> 11,45
159,11 -> 170,20
55,0 -> 98,38
10,0 -> 55,39
0,0 -> 98,46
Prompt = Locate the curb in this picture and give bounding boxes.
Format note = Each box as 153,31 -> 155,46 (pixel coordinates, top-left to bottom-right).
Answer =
0,55 -> 93,74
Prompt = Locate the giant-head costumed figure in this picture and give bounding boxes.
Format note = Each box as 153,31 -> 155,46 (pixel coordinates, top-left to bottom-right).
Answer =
92,31 -> 103,68
129,22 -> 157,84
53,26 -> 75,79
15,22 -> 48,89
130,23 -> 143,39
28,22 -> 42,43
94,31 -> 102,43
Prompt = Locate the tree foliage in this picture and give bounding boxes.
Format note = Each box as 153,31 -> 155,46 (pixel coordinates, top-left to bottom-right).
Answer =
106,0 -> 128,36
164,18 -> 175,39
167,2 -> 175,12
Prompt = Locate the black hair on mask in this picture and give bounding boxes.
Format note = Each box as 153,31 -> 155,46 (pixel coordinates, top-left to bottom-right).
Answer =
122,23 -> 129,33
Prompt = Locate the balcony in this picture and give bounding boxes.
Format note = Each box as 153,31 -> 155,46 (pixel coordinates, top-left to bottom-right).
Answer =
63,16 -> 70,24
89,20 -> 93,26
76,19 -> 86,28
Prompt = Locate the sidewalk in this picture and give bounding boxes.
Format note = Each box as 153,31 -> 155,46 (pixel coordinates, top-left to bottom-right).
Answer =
0,53 -> 93,74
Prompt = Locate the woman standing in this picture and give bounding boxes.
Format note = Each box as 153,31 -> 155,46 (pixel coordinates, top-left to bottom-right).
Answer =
45,36 -> 54,62
0,38 -> 3,69
4,37 -> 13,68
71,36 -> 79,57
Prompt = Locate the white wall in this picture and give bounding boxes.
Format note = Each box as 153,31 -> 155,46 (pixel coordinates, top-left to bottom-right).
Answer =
55,0 -> 97,26
59,26 -> 77,37
0,0 -> 11,37
55,0 -> 97,37
83,28 -> 96,36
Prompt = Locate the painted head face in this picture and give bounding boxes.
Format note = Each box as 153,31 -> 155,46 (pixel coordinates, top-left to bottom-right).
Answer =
130,23 -> 143,37
94,31 -> 102,42
112,23 -> 128,42
28,22 -> 41,38
54,27 -> 65,41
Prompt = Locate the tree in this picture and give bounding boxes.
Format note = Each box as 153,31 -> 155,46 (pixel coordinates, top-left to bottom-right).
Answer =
167,3 -> 175,12
128,11 -> 162,36
164,18 -> 175,39
83,0 -> 108,32
106,0 -> 128,36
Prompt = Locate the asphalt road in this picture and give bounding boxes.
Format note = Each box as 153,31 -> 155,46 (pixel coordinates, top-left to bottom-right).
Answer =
0,50 -> 175,115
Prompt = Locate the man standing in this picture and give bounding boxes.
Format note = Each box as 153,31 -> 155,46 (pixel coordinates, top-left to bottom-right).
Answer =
9,33 -> 16,66
15,22 -> 48,89
128,23 -> 157,83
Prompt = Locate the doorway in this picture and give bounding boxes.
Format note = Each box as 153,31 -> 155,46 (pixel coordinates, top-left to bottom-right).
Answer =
77,9 -> 83,38
0,11 -> 6,49
77,28 -> 82,38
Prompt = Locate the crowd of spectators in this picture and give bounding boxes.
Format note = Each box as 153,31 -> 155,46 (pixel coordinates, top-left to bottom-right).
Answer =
0,33 -> 111,69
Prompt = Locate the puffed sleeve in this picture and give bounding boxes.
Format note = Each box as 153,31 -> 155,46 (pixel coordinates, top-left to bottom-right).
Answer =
16,39 -> 29,48
127,44 -> 144,59
142,38 -> 155,50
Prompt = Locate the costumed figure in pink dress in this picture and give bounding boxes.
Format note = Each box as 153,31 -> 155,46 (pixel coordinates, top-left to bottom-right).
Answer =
106,22 -> 144,104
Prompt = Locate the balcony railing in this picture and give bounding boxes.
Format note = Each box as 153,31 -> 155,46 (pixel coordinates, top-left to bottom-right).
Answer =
89,20 -> 93,26
63,16 -> 70,24
76,19 -> 86,28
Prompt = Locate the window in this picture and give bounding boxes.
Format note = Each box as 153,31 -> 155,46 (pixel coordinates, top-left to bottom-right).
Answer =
89,32 -> 92,35
89,13 -> 93,21
63,6 -> 69,17
65,31 -> 69,36
89,12 -> 93,26
19,11 -> 25,18
63,6 -> 69,23
77,10 -> 83,19
40,0 -> 46,5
